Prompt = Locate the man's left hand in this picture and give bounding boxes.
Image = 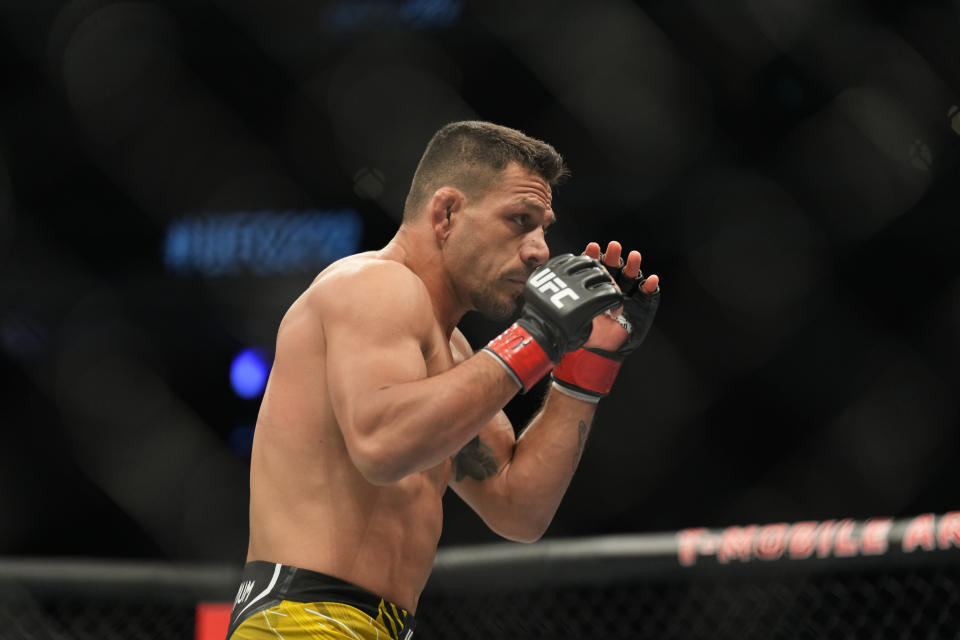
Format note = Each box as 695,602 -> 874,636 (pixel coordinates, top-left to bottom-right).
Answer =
583,240 -> 660,357
550,240 -> 661,402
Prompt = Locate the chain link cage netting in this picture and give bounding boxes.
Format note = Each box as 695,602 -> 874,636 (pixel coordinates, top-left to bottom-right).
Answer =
0,596 -> 193,640
417,566 -> 960,639
1,565 -> 959,639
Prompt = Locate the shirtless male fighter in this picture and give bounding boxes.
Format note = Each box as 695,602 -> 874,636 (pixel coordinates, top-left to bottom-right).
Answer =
226,121 -> 660,639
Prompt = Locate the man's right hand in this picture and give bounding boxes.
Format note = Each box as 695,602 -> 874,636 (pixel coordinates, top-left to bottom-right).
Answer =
484,254 -> 621,392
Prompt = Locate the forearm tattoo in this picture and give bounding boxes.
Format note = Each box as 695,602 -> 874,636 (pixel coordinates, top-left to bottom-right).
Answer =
573,420 -> 589,470
452,436 -> 499,481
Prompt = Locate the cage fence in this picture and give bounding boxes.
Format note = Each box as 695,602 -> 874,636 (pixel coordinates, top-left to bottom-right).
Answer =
0,512 -> 958,640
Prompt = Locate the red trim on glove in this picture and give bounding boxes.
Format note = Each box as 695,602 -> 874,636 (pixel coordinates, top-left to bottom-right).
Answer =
552,349 -> 622,396
484,323 -> 554,392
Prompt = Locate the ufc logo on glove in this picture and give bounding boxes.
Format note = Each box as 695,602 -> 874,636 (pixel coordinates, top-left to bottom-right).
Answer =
529,269 -> 581,308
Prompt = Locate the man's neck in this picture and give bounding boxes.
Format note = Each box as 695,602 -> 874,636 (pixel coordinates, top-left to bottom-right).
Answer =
381,228 -> 467,338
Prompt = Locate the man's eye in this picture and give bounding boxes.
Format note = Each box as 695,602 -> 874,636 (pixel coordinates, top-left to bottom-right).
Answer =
512,215 -> 529,227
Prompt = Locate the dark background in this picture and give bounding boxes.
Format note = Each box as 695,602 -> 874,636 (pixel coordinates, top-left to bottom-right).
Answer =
2,0 -> 959,563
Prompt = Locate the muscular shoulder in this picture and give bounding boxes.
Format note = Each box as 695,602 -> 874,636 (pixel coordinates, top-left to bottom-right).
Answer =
307,256 -> 435,336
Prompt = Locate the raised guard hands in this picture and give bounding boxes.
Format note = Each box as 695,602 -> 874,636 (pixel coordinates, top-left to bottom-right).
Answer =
484,253 -> 622,392
551,241 -> 661,402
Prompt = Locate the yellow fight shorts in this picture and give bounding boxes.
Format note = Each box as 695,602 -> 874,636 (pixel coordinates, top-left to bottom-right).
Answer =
226,562 -> 415,640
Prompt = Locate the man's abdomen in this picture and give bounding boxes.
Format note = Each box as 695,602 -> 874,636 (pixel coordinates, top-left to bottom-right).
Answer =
247,448 -> 447,613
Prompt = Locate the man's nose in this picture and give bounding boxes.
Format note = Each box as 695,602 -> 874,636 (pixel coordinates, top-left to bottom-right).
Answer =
520,229 -> 549,268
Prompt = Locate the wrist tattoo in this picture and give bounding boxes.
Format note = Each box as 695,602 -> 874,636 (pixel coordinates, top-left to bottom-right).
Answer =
573,420 -> 589,470
452,436 -> 499,482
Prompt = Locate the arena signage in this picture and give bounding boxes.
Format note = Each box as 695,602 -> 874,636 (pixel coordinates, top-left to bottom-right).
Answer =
163,210 -> 362,277
676,512 -> 960,566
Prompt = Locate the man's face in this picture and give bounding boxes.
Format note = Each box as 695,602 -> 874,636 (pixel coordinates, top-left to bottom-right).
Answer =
446,162 -> 556,321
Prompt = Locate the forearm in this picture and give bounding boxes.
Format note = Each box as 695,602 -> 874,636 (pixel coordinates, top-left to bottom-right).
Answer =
351,351 -> 520,484
497,388 -> 598,539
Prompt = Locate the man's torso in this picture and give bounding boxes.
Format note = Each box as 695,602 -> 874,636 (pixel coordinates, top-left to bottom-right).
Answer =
246,252 -> 471,614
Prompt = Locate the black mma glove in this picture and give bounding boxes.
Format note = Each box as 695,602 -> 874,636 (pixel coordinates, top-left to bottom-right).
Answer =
484,254 -> 621,392
551,254 -> 660,402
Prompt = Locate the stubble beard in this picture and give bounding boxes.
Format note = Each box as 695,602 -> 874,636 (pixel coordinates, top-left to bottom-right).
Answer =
472,280 -> 524,322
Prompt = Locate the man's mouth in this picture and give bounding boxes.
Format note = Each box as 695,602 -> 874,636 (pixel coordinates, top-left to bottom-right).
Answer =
504,270 -> 531,283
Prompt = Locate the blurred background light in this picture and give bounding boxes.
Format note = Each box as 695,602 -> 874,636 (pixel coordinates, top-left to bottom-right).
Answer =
163,210 -> 362,277
230,348 -> 269,399
324,0 -> 464,32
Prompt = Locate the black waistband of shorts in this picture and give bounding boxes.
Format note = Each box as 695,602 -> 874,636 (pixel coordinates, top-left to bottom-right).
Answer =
227,561 -> 417,638
237,561 -> 395,619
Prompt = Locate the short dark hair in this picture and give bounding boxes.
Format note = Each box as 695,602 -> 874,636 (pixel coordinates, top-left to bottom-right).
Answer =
402,121 -> 569,221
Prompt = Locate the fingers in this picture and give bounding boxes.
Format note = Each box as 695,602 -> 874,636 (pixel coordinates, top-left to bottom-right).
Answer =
583,241 -> 657,292
583,241 -> 623,266
623,250 -> 642,279
602,241 -> 622,267
641,274 -> 659,294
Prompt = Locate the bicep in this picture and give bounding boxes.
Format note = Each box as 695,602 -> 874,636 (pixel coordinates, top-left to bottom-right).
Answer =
320,270 -> 432,442
326,319 -> 427,429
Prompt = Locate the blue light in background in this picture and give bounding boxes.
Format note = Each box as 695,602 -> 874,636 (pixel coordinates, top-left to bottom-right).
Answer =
164,209 -> 363,277
325,0 -> 463,32
230,348 -> 270,399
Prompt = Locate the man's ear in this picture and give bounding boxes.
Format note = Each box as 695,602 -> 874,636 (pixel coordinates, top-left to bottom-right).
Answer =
430,187 -> 465,244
